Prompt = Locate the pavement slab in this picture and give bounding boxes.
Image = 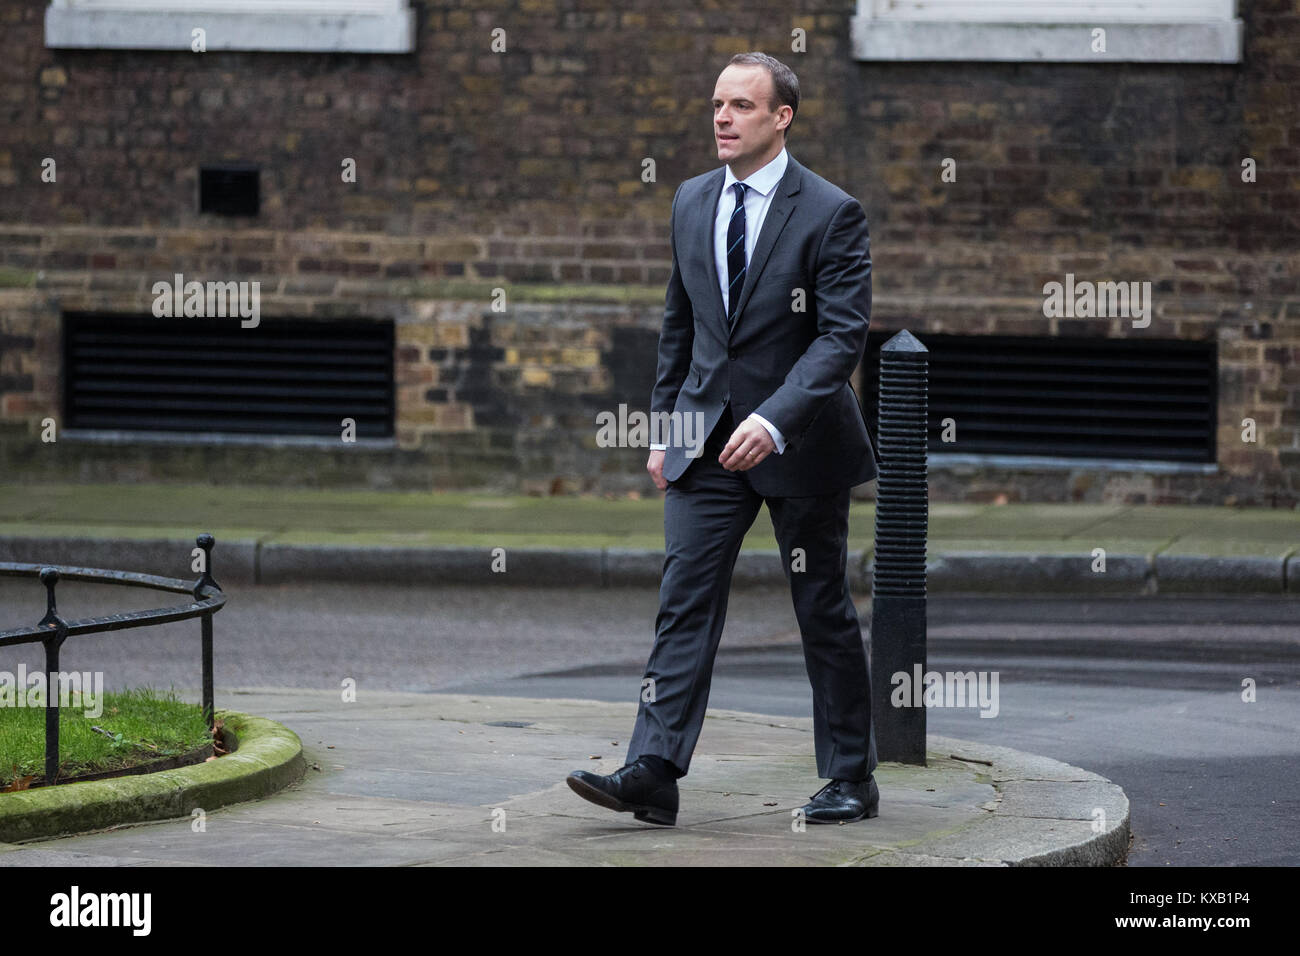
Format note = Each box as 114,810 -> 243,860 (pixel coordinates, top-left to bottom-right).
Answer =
0,688 -> 1129,867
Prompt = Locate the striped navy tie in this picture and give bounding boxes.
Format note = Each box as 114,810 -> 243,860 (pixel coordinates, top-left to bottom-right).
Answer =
726,181 -> 748,325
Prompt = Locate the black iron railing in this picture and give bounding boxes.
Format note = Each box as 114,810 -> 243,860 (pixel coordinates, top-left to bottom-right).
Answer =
0,533 -> 225,785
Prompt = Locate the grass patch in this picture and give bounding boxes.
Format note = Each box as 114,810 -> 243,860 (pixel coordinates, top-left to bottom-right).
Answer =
0,268 -> 37,289
0,687 -> 212,788
0,482 -> 880,542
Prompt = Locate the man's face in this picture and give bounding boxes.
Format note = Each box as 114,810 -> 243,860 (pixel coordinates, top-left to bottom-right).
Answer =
712,65 -> 788,173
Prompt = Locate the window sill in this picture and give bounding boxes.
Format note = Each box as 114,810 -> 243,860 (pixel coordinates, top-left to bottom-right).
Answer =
45,8 -> 416,53
929,453 -> 1218,474
849,18 -> 1242,63
61,429 -> 398,450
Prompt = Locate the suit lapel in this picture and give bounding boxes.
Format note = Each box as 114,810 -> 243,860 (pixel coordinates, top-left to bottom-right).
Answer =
696,168 -> 728,330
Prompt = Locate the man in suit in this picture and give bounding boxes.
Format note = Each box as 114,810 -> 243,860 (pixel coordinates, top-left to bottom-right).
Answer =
567,52 -> 879,827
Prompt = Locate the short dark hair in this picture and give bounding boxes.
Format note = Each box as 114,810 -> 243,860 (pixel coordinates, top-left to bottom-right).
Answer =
726,52 -> 799,140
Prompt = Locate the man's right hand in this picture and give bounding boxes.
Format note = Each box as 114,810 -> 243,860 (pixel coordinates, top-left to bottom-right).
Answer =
647,449 -> 668,490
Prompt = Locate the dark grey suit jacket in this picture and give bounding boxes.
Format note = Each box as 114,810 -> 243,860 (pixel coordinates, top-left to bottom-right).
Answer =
652,152 -> 878,497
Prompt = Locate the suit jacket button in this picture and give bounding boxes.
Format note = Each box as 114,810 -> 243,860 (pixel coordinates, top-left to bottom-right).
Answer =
728,349 -> 737,360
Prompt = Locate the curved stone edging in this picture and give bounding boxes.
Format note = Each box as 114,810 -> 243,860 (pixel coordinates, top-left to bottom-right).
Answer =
0,710 -> 305,844
893,734 -> 1132,867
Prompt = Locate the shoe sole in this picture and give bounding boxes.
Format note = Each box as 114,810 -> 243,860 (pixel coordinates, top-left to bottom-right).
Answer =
804,802 -> 880,824
566,775 -> 677,826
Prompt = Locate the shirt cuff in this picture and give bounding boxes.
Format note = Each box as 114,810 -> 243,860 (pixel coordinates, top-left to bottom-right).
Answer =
748,413 -> 786,454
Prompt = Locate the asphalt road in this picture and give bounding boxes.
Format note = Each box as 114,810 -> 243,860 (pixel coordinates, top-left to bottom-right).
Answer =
1,578 -> 1295,866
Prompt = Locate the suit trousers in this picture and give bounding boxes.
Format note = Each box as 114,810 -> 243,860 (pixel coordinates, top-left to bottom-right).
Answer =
626,403 -> 878,781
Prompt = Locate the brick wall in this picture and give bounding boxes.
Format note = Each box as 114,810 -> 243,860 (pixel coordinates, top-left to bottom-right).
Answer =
1,0 -> 1297,504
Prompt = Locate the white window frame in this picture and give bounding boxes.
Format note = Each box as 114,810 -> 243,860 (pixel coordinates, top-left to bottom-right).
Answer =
851,0 -> 1242,62
45,0 -> 416,53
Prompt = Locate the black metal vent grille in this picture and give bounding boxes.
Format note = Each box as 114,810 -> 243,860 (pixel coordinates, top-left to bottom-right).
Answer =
860,333 -> 1216,463
199,163 -> 259,216
63,315 -> 394,439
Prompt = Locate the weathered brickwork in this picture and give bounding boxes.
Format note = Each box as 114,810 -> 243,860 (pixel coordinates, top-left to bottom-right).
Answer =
1,0 -> 1297,503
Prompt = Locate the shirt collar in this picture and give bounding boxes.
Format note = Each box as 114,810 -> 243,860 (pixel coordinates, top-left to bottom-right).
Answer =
723,145 -> 788,198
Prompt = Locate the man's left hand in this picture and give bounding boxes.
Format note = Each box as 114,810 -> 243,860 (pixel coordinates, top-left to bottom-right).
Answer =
719,417 -> 776,471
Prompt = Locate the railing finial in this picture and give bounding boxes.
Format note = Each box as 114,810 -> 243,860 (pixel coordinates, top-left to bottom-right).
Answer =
38,567 -> 66,631
194,533 -> 222,599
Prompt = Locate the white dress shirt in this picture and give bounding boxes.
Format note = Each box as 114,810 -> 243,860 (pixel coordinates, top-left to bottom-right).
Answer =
651,146 -> 789,456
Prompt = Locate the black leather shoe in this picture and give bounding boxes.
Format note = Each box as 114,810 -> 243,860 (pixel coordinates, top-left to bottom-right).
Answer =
566,758 -> 679,826
799,775 -> 879,824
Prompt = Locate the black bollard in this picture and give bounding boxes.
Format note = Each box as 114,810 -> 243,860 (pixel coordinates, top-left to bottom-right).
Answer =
870,330 -> 929,765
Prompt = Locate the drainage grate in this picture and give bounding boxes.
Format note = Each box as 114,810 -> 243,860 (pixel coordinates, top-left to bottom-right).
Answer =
860,333 -> 1217,463
63,314 -> 395,438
